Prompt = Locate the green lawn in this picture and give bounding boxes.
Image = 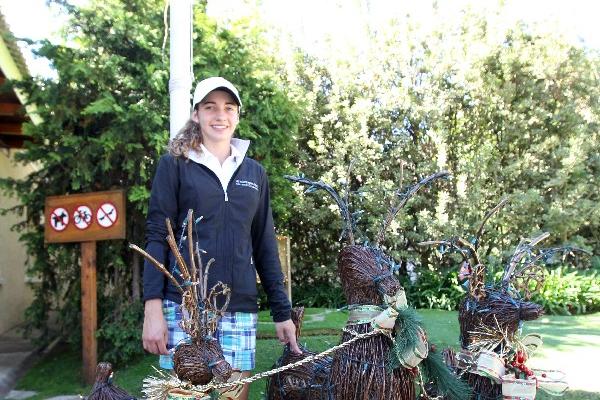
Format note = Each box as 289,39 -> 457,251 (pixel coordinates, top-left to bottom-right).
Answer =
15,309 -> 600,400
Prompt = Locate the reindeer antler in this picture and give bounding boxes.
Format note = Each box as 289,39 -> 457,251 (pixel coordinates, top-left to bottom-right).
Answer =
129,244 -> 184,293
501,232 -> 550,287
285,175 -> 355,245
375,171 -> 450,246
502,234 -> 591,299
474,197 -> 509,251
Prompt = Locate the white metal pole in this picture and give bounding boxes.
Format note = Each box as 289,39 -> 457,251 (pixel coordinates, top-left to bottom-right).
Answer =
169,0 -> 194,139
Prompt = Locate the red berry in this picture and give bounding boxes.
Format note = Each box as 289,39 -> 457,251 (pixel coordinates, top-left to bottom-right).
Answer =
542,373 -> 547,378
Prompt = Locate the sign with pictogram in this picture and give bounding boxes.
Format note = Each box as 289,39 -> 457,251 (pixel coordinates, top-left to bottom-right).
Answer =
44,190 -> 125,243
44,189 -> 126,385
50,207 -> 69,231
73,205 -> 93,230
96,202 -> 118,228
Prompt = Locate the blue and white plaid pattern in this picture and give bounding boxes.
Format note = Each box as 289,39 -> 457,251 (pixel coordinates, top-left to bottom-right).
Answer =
159,299 -> 257,371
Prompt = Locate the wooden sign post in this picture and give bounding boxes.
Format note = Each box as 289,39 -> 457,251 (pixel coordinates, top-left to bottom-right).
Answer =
277,235 -> 292,302
44,190 -> 126,384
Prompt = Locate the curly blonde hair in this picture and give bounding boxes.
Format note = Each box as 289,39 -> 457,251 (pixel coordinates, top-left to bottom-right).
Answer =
167,118 -> 202,158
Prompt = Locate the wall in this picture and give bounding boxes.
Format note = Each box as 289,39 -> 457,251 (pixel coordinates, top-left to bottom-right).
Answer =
0,149 -> 36,334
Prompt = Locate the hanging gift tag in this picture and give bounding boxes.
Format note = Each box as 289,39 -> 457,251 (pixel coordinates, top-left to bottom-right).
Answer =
534,369 -> 569,396
501,373 -> 537,400
397,327 -> 429,368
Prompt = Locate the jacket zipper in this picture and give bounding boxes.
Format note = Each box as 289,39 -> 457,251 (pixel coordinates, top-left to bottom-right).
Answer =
198,162 -> 244,290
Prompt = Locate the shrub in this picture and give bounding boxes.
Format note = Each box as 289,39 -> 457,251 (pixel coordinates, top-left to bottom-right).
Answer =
401,268 -> 465,311
530,266 -> 600,315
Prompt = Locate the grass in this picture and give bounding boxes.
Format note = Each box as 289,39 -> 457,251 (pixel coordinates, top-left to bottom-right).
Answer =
15,309 -> 600,400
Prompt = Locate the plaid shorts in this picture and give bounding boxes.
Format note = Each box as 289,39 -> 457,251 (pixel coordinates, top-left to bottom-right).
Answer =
159,299 -> 257,371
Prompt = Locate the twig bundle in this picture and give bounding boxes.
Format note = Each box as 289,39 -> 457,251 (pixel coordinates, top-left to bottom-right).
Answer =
86,362 -> 136,400
130,210 -> 232,388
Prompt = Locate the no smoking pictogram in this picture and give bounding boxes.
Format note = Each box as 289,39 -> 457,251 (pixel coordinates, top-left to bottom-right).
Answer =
73,205 -> 93,230
96,202 -> 118,228
50,207 -> 69,231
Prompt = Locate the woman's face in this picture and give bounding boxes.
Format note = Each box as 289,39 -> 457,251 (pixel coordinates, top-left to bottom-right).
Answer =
192,90 -> 239,147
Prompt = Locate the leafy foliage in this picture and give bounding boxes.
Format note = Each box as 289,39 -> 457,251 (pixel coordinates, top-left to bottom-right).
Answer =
0,0 -> 299,364
530,266 -> 600,315
400,269 -> 465,311
281,9 -> 600,310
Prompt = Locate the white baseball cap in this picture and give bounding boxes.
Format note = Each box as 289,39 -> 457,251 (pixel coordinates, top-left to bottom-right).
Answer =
192,77 -> 242,109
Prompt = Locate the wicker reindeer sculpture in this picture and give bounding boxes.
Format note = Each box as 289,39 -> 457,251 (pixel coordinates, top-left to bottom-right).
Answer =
131,210 -> 237,398
421,199 -> 579,400
86,362 -> 136,400
266,171 -> 470,400
265,307 -> 333,400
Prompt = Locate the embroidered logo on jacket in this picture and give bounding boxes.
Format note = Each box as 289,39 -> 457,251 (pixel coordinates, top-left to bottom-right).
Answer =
235,179 -> 259,191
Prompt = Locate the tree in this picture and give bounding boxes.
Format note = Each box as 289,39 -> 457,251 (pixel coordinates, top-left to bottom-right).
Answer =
0,0 -> 300,363
281,8 -> 600,308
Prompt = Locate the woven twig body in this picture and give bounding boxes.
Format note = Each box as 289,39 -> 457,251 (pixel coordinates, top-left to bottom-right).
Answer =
330,245 -> 415,400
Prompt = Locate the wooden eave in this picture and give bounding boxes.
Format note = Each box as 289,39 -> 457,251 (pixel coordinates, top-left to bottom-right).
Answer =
0,11 -> 37,149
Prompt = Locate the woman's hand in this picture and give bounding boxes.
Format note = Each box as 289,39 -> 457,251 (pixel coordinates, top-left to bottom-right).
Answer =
142,299 -> 169,355
275,319 -> 302,354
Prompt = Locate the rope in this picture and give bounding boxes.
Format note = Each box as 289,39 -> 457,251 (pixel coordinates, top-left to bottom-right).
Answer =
206,328 -> 382,389
173,328 -> 385,393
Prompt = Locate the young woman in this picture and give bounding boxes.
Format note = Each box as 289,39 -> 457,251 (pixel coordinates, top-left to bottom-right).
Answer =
142,77 -> 300,399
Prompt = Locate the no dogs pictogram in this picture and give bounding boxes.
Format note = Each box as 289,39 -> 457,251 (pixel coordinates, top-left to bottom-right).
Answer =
73,205 -> 93,230
96,202 -> 118,228
50,207 -> 69,231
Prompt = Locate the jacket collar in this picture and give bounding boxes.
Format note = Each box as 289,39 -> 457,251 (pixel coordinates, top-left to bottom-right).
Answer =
187,138 -> 250,164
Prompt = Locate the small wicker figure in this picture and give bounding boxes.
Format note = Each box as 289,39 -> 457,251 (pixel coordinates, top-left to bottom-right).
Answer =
131,210 -> 232,387
421,199 -> 586,400
266,307 -> 333,400
86,362 -> 136,400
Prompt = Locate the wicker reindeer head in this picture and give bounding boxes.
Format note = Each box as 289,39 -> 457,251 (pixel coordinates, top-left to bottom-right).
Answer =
87,362 -> 135,400
130,210 -> 233,385
419,198 -> 589,351
286,171 -> 449,306
338,245 -> 401,304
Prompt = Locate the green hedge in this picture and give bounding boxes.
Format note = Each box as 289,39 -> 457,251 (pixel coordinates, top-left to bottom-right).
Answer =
530,266 -> 600,315
399,265 -> 599,316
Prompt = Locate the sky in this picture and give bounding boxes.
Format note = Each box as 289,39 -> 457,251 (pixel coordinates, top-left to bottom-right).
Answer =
0,0 -> 598,77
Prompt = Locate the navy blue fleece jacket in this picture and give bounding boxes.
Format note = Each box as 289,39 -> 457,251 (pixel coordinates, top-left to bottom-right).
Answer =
143,153 -> 291,322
